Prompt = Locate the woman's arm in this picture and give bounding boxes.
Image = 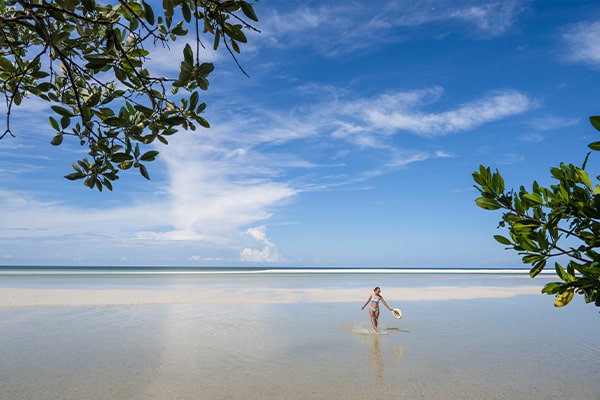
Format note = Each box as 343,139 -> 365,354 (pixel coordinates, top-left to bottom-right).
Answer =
380,296 -> 393,311
361,296 -> 372,309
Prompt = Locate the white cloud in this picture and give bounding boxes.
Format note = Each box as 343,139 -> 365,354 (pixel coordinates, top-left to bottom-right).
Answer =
435,150 -> 455,158
333,88 -> 534,139
562,20 -> 600,67
240,226 -> 284,262
160,132 -> 298,235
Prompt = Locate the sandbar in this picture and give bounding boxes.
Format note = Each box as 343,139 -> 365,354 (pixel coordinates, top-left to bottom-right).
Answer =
0,285 -> 543,308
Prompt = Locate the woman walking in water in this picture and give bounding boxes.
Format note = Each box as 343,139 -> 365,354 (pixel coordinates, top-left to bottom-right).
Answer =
362,287 -> 394,332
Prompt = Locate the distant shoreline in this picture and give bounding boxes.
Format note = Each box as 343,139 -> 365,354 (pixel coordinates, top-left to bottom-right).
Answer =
0,266 -> 552,275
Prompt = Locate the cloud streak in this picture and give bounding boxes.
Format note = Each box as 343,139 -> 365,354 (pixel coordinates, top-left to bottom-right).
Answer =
259,0 -> 525,55
329,87 -> 534,140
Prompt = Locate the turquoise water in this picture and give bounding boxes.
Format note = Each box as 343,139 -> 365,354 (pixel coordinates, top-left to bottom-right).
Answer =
1,269 -> 598,400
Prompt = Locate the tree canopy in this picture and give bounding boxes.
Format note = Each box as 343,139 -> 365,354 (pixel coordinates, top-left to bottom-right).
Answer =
473,116 -> 600,308
0,0 -> 258,190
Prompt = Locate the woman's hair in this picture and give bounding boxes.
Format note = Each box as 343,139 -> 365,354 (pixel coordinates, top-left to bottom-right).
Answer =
374,287 -> 380,291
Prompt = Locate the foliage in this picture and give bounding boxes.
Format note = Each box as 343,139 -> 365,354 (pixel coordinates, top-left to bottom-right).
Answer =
0,0 -> 258,190
473,116 -> 600,308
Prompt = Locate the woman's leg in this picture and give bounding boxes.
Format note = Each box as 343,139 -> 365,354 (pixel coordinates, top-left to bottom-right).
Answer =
370,309 -> 379,332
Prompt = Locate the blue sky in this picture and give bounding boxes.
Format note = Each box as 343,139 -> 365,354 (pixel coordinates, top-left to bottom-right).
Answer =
2,0 -> 600,267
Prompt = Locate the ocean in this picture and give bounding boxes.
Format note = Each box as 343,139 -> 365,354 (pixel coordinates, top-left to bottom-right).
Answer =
0,267 -> 598,400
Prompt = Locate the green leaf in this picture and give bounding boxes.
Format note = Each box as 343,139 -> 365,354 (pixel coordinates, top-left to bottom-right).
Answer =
81,0 -> 95,13
181,2 -> 191,22
590,116 -> 600,132
183,43 -> 194,65
134,104 -> 154,117
231,40 -> 240,54
118,161 -> 133,170
556,263 -> 577,283
111,153 -> 134,162
529,259 -> 547,278
224,24 -> 247,43
541,282 -> 563,294
50,134 -> 63,146
555,263 -> 568,281
51,105 -> 74,117
523,193 -> 543,205
576,169 -> 592,188
588,141 -> 600,151
474,197 -> 502,210
198,116 -> 209,128
102,178 -> 114,191
240,1 -> 259,21
197,62 -> 214,75
49,116 -> 60,131
64,172 -> 87,181
189,91 -> 199,110
213,30 -> 221,50
493,235 -> 512,246
140,150 -> 159,162
61,116 -> 70,129
128,2 -> 142,16
139,163 -> 150,180
0,56 -> 15,72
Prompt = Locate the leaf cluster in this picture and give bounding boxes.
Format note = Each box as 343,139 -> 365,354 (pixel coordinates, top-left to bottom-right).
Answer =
473,116 -> 600,308
0,0 -> 259,190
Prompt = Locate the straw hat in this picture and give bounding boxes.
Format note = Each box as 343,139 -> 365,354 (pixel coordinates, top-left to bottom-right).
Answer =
392,308 -> 403,319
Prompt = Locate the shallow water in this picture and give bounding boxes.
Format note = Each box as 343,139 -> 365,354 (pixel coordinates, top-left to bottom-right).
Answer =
1,272 -> 599,400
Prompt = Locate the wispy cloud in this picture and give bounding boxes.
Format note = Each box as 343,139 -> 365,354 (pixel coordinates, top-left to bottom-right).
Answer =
446,0 -> 524,36
259,0 -> 524,55
525,115 -> 579,131
561,20 -> 600,67
0,190 -> 165,241
331,87 -> 534,139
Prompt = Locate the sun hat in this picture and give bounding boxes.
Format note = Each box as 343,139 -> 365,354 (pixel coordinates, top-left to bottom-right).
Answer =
392,308 -> 403,319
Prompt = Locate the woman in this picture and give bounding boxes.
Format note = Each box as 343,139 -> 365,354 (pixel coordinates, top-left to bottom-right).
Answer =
361,286 -> 393,332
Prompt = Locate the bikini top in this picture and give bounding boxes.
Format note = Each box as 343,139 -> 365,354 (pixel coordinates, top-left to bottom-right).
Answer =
371,297 -> 381,304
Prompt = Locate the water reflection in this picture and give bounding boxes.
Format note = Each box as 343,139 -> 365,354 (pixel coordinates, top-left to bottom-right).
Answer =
370,334 -> 384,380
368,330 -> 404,381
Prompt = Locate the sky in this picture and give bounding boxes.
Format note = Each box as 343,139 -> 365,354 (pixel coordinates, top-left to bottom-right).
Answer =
2,0 -> 600,267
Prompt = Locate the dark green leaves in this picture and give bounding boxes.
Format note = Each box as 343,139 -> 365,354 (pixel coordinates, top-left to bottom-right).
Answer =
473,116 -> 600,308
1,0 -> 259,191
